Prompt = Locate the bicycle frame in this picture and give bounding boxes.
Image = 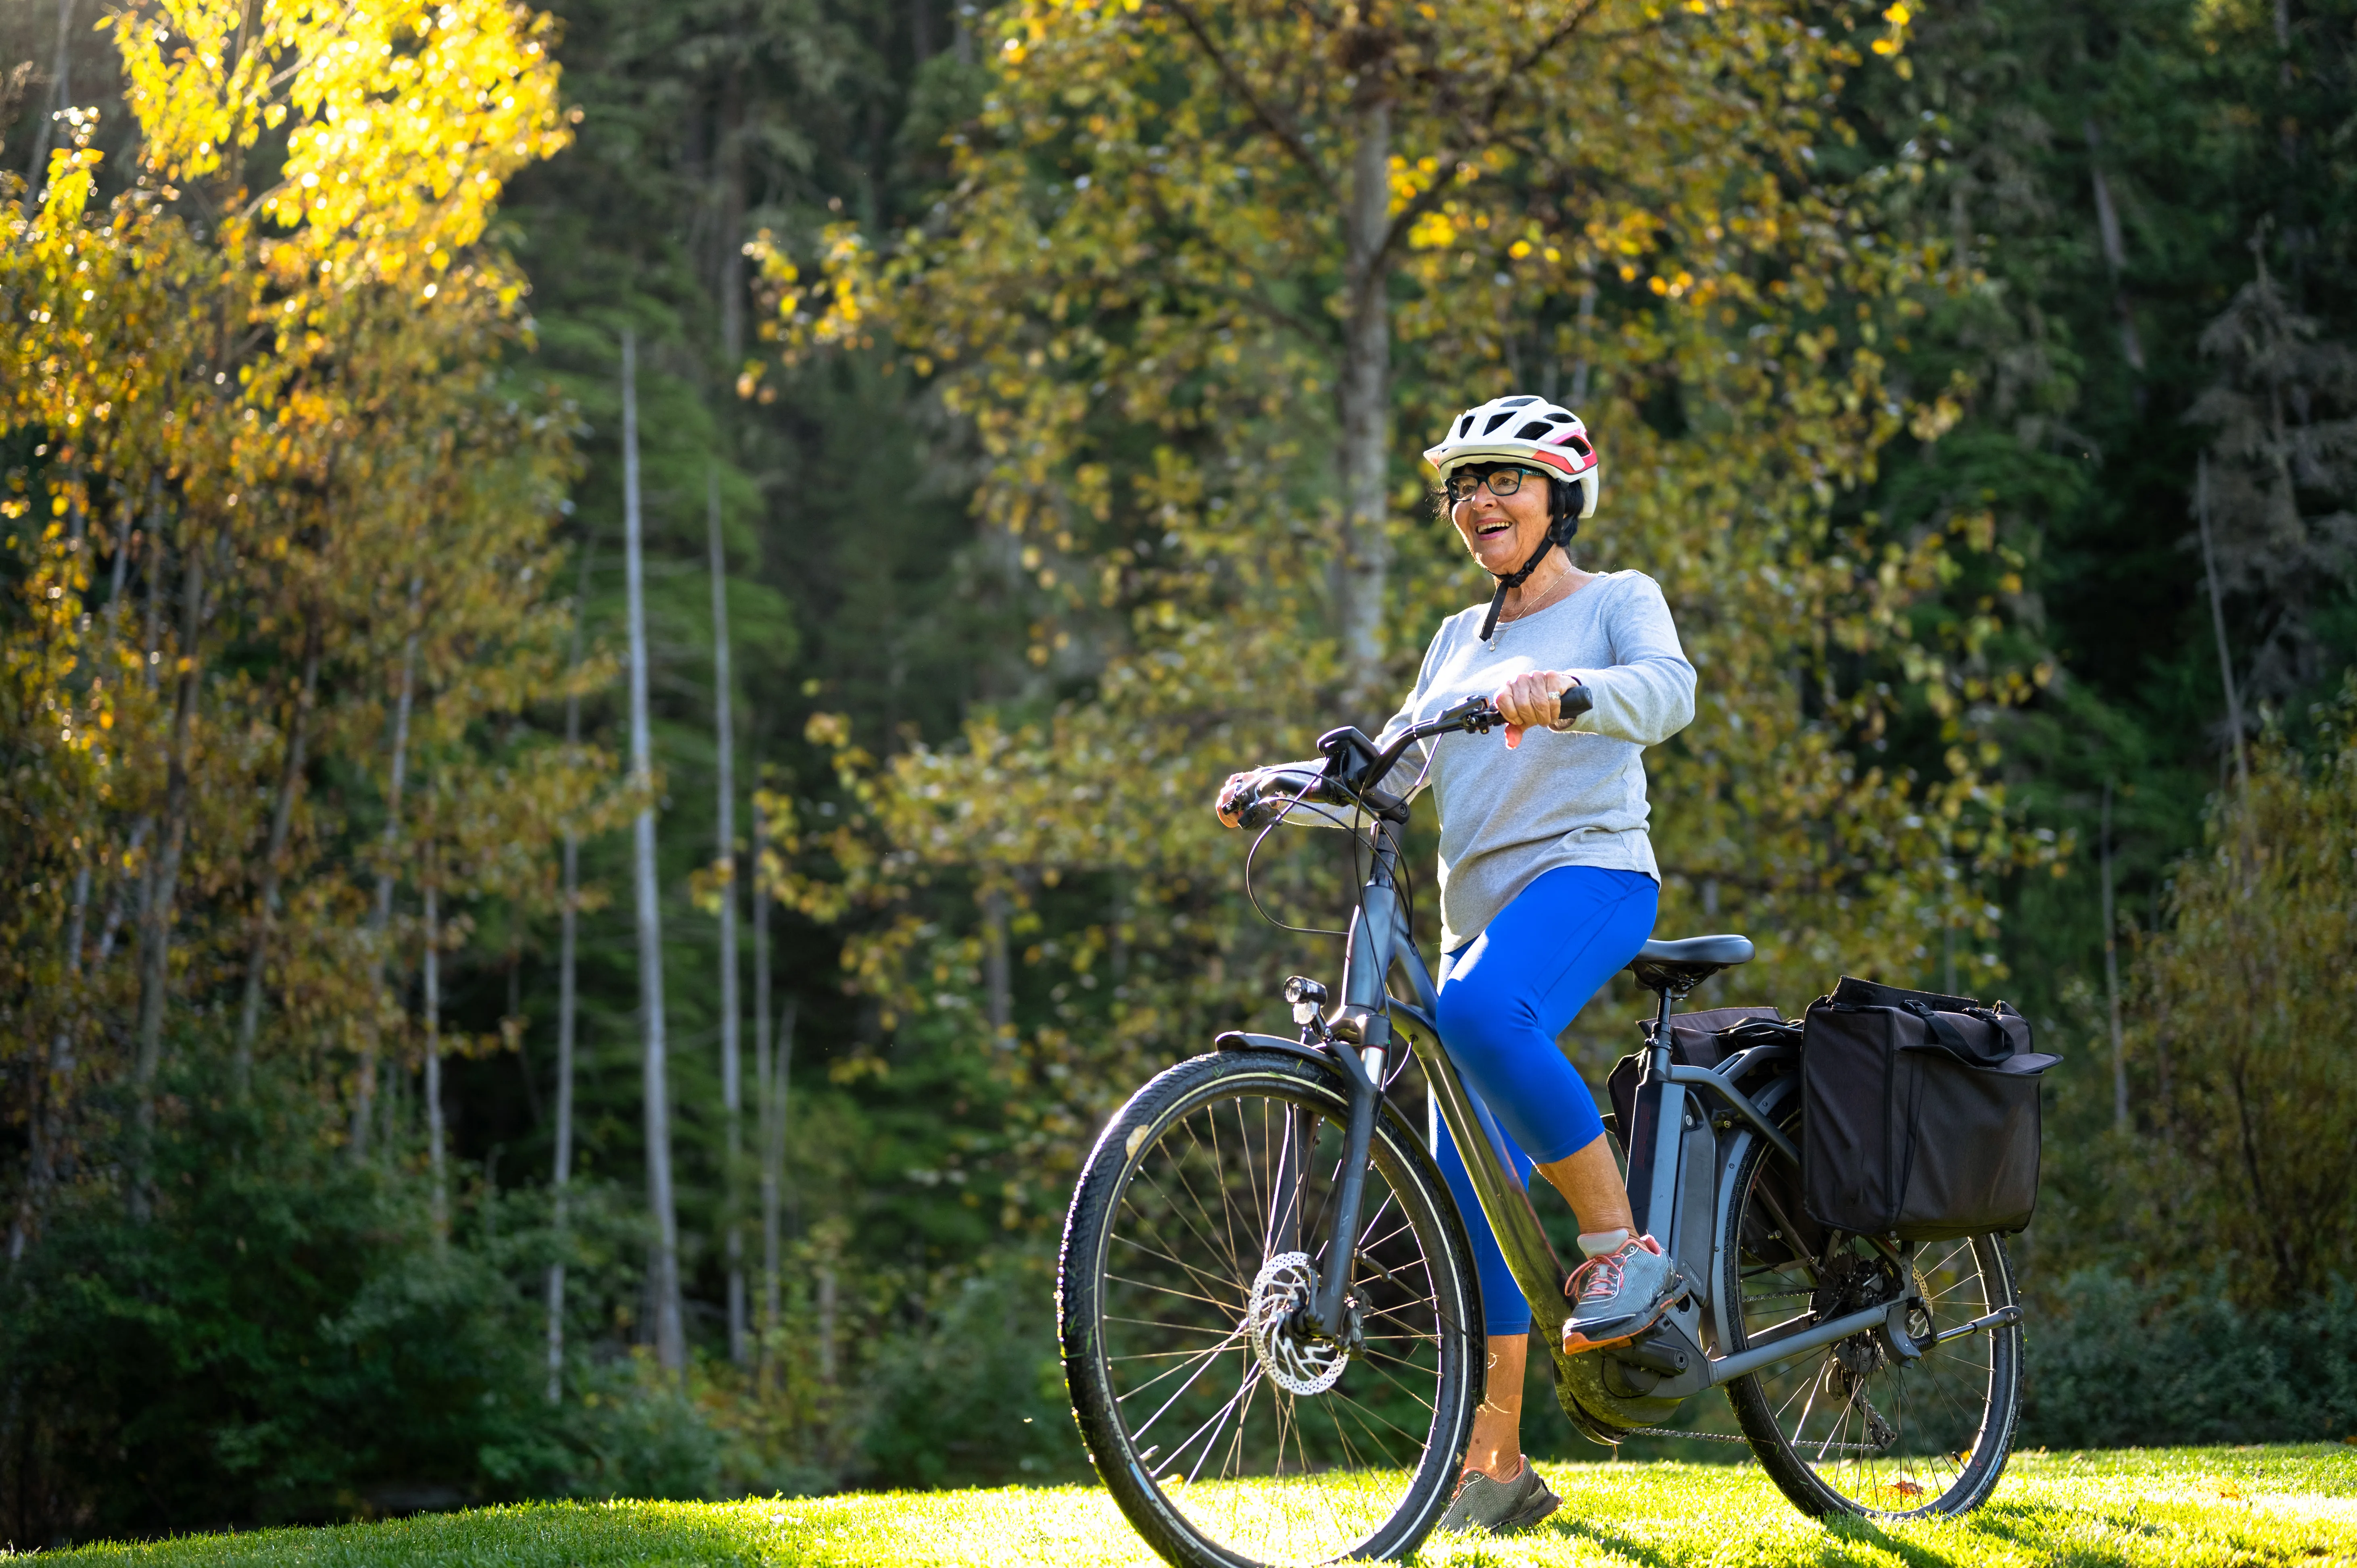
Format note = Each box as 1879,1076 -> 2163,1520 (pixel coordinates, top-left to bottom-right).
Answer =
1232,824 -> 1925,1401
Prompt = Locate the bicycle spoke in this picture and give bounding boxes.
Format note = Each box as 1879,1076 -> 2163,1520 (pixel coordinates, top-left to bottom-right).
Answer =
1135,1164 -> 1244,1300
1111,1229 -> 1251,1307
1111,1334 -> 1246,1404
1104,1314 -> 1246,1336
1127,1331 -> 1250,1445
1103,1270 -> 1245,1316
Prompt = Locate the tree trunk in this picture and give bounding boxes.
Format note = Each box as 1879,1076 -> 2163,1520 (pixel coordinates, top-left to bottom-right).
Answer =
8,858 -> 90,1261
816,1257 -> 837,1387
11,484 -> 95,1257
129,516 -> 205,1222
2082,121 -> 2146,374
1335,92 -> 1394,720
752,796 -> 781,1392
708,467 -> 748,1368
94,819 -> 148,965
424,871 -> 447,1245
23,0 -> 72,193
623,329 -> 687,1375
2195,455 -> 2251,798
353,580 -> 424,1162
2101,781 -> 2126,1132
234,629 -> 321,1096
983,887 -> 1011,1045
772,997 -> 795,1347
546,543 -> 591,1405
716,71 -> 748,367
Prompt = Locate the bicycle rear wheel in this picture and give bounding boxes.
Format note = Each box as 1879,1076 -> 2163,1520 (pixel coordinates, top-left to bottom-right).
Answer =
1721,1117 -> 2023,1517
1060,1049 -> 1481,1568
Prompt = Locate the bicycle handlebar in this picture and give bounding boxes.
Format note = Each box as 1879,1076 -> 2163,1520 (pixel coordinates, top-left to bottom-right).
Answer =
1239,684 -> 1593,827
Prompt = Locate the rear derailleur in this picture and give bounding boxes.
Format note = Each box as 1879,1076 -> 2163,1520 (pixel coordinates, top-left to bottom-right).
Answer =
1809,1249 -> 1927,1453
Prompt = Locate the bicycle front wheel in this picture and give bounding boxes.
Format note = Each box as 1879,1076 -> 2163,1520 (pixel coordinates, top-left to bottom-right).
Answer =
1059,1049 -> 1482,1568
1721,1116 -> 2024,1517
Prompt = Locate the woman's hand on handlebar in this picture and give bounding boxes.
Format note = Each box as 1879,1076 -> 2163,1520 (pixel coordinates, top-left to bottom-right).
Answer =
1493,670 -> 1583,750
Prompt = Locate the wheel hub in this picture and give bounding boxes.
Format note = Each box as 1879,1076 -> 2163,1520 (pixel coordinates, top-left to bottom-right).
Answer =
1245,1252 -> 1349,1395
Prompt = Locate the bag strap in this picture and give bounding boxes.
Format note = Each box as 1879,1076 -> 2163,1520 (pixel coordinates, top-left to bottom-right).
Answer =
1900,999 -> 2014,1067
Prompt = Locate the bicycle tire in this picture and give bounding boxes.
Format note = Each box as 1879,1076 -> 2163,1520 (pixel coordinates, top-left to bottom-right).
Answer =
1720,1110 -> 2024,1517
1059,1049 -> 1482,1568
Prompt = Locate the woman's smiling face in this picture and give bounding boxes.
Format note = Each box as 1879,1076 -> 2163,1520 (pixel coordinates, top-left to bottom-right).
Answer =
1449,466 -> 1553,574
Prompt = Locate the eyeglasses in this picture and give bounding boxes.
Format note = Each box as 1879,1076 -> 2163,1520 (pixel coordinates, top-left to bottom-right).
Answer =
1445,464 -> 1543,504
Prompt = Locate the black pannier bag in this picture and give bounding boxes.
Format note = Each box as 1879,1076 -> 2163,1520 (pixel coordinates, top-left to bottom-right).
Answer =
1801,976 -> 2061,1242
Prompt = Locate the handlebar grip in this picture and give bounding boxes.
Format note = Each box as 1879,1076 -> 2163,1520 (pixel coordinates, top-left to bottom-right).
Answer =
1234,786 -> 1286,831
1232,770 -> 1333,830
1560,683 -> 1594,718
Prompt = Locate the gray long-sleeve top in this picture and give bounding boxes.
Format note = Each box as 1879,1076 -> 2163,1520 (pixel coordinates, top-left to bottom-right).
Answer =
1273,570 -> 1697,953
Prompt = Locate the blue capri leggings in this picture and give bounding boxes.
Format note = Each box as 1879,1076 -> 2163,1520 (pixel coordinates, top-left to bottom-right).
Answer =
1429,865 -> 1658,1336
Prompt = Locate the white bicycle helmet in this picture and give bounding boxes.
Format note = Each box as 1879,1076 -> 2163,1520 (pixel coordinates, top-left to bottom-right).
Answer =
1423,394 -> 1601,519
1425,395 -> 1603,640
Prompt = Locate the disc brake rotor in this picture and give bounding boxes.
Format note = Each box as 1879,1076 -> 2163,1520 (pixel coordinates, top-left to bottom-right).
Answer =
1245,1251 -> 1347,1396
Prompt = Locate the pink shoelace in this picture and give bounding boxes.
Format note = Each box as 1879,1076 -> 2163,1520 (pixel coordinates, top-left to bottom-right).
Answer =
1566,1236 -> 1656,1309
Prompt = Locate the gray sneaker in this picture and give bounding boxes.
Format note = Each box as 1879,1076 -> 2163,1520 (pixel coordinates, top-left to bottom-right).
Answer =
1434,1455 -> 1560,1535
1560,1234 -> 1687,1354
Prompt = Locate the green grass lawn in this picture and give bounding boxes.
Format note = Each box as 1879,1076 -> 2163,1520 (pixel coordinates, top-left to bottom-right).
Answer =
45,1445 -> 2357,1567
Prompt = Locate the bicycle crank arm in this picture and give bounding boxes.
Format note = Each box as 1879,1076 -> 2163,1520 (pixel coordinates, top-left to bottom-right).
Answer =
1703,1303 -> 1889,1389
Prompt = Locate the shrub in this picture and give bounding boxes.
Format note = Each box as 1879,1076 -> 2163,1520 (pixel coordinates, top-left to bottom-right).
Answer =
2023,1270 -> 2357,1448
858,1252 -> 1089,1488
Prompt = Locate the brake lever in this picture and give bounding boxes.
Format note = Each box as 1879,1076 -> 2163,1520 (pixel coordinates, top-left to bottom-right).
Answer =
1431,695 -> 1504,735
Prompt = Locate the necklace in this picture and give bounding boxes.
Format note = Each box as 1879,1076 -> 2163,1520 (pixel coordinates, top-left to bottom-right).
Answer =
1497,557 -> 1579,625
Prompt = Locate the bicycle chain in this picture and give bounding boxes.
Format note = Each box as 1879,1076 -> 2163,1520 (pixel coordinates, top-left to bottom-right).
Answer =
1615,1426 -> 1896,1455
1618,1426 -> 1751,1444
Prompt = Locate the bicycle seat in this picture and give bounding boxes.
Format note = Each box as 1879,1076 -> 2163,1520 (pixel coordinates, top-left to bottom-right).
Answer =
1628,934 -> 1754,994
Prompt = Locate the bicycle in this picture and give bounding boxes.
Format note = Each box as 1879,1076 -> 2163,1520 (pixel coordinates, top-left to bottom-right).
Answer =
1057,693 -> 2027,1568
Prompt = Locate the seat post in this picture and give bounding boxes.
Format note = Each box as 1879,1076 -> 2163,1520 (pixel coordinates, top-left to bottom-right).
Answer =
1649,984 -> 1677,1075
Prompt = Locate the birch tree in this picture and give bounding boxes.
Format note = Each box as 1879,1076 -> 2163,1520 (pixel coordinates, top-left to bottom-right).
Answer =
422,863 -> 448,1243
354,584 -> 421,1162
621,328 -> 687,1374
547,545 -> 592,1404
707,467 -> 748,1367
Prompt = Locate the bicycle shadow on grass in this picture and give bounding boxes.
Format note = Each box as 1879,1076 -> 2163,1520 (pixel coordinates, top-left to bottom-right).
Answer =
1463,1503 -> 2146,1568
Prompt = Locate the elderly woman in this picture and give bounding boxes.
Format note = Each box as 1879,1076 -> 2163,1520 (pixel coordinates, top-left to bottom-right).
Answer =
1215,395 -> 1697,1535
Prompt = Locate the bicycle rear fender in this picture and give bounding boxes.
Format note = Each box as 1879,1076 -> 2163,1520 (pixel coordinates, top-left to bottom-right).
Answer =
1704,1072 -> 1802,1356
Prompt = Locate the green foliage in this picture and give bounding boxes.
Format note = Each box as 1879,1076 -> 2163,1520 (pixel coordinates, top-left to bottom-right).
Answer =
0,1050 -> 810,1539
2023,1272 -> 2357,1449
858,1252 -> 1090,1489
2,1070 -> 537,1534
2109,687 -> 2357,1303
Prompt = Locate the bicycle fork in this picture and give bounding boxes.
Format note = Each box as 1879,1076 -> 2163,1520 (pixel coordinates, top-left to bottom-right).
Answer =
1289,870 -> 1398,1344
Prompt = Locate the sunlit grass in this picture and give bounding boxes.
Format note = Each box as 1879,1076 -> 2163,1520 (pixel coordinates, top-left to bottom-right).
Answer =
48,1444 -> 2357,1566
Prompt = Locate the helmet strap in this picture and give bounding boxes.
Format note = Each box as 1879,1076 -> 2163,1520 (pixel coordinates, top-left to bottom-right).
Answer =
1476,485 -> 1580,642
1478,536 -> 1554,642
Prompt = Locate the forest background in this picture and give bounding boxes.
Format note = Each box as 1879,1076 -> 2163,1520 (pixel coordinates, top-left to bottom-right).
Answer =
2,0 -> 2353,1547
